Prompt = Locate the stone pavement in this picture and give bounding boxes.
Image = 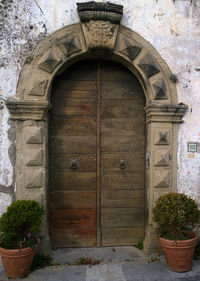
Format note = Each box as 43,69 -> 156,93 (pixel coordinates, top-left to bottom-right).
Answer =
1,246 -> 200,281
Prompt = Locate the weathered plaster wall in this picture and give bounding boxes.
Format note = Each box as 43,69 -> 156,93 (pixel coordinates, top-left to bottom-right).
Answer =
0,0 -> 200,214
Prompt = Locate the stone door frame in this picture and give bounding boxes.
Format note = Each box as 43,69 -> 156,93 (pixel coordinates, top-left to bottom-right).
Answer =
6,18 -> 187,253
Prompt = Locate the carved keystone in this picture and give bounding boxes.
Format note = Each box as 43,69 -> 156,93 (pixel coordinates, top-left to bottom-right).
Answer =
138,55 -> 160,78
154,171 -> 170,188
29,80 -> 48,96
153,79 -> 167,100
154,150 -> 170,166
38,51 -> 60,73
26,169 -> 44,188
59,36 -> 81,57
82,20 -> 119,50
119,38 -> 141,60
25,126 -> 43,144
154,131 -> 170,145
26,149 -> 43,166
77,2 -> 123,50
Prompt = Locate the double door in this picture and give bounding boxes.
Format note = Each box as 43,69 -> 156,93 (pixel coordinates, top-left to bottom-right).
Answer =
49,60 -> 145,248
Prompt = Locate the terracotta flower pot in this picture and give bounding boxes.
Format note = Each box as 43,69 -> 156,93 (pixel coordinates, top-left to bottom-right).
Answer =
159,233 -> 198,272
0,239 -> 40,278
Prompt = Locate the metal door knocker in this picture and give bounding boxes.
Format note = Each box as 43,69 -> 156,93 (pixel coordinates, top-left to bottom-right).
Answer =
120,160 -> 126,169
68,158 -> 79,170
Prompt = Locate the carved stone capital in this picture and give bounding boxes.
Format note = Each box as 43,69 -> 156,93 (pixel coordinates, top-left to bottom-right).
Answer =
145,103 -> 188,124
6,99 -> 51,121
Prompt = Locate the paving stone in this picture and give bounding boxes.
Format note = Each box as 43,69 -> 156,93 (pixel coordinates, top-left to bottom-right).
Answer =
122,262 -> 171,281
1,247 -> 200,281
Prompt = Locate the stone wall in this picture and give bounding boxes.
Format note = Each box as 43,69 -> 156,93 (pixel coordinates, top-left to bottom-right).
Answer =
0,0 -> 200,214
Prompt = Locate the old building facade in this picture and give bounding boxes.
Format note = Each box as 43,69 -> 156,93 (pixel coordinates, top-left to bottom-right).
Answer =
0,0 -> 200,253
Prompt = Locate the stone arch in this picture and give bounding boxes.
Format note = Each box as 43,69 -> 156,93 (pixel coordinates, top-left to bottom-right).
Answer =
6,6 -> 187,253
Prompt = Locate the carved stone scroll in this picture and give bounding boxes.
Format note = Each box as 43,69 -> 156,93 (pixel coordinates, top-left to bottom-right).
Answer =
77,2 -> 123,24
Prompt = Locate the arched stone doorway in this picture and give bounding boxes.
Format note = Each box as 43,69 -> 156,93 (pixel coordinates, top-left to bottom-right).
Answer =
6,2 -> 187,253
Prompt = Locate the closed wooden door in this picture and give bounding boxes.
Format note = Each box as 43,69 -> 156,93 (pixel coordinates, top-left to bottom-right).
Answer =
49,60 -> 145,248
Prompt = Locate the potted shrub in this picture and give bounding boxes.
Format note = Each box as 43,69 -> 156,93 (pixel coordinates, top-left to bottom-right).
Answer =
0,200 -> 44,278
153,192 -> 200,272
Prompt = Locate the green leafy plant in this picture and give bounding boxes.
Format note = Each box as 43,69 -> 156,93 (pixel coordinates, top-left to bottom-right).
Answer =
152,192 -> 200,240
0,200 -> 44,249
136,241 -> 143,250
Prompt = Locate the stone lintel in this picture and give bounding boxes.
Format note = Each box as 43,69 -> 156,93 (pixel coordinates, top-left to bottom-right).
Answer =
6,100 -> 51,121
145,103 -> 188,124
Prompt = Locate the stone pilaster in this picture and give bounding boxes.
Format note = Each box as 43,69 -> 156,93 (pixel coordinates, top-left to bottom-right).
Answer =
143,103 -> 187,254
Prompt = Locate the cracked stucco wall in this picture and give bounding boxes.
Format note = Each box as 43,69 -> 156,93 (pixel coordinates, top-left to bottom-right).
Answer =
0,0 -> 200,214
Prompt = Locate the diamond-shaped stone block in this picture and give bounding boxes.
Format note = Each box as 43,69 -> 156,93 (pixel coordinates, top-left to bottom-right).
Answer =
38,52 -> 60,73
25,126 -> 43,144
26,149 -> 43,166
119,38 -> 141,60
29,80 -> 48,96
138,55 -> 160,78
59,36 -> 81,57
154,150 -> 170,166
154,131 -> 170,145
154,171 -> 170,188
153,79 -> 167,100
26,169 -> 44,188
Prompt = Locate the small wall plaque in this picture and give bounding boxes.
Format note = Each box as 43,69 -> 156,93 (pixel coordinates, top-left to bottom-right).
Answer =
188,142 -> 197,152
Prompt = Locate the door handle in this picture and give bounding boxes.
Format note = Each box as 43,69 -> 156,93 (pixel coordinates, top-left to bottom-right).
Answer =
120,160 -> 126,169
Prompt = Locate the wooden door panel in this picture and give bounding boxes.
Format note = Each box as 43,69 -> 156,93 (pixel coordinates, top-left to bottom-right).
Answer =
50,209 -> 96,228
50,209 -> 96,247
101,81 -> 145,100
54,81 -> 97,91
50,191 -> 96,209
50,136 -> 96,153
101,118 -> 145,135
101,208 -> 145,227
53,89 -> 97,99
50,116 -> 96,136
101,171 -> 144,189
51,232 -> 96,248
101,154 -> 144,172
100,61 -> 145,246
101,136 -> 144,152
49,61 -> 98,247
50,172 -> 96,190
101,227 -> 145,246
101,190 -> 144,208
101,100 -> 145,117
50,154 -> 96,171
52,98 -> 96,116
